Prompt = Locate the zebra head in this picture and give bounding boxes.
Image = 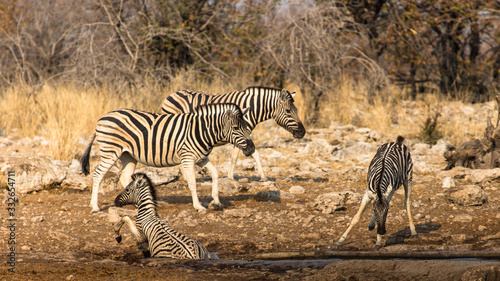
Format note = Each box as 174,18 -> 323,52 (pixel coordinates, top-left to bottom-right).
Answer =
114,173 -> 157,209
373,197 -> 389,235
273,89 -> 306,139
223,106 -> 255,157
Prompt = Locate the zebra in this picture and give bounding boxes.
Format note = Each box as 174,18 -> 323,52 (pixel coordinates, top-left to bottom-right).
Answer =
114,173 -> 211,259
335,136 -> 417,248
161,86 -> 306,181
81,103 -> 255,213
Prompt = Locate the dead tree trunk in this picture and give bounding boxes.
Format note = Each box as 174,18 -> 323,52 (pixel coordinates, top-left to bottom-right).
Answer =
443,95 -> 500,170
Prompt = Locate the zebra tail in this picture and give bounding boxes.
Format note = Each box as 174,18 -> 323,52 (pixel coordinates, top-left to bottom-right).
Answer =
81,131 -> 96,176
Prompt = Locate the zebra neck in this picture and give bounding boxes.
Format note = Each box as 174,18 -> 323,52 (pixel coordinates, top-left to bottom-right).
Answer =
244,89 -> 280,129
137,199 -> 157,216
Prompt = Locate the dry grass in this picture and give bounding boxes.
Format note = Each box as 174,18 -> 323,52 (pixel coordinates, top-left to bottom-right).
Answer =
0,75 -> 493,161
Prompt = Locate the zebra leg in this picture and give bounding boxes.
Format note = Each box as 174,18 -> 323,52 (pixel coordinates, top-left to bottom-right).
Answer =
404,180 -> 417,238
335,193 -> 372,247
228,146 -> 240,180
181,160 -> 206,212
90,151 -> 119,213
118,152 -> 137,190
251,150 -> 268,181
114,216 -> 149,254
197,158 -> 223,211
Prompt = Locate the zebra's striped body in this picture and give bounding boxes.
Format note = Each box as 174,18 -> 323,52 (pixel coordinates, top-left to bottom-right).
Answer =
335,136 -> 417,248
161,87 -> 306,181
114,173 -> 210,259
81,104 -> 254,212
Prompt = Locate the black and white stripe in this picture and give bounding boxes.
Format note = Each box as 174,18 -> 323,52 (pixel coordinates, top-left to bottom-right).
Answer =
161,87 -> 306,181
114,173 -> 210,259
335,136 -> 417,248
81,103 -> 254,212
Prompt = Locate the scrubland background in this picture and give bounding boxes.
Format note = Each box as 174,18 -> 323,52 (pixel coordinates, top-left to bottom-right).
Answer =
0,0 -> 499,161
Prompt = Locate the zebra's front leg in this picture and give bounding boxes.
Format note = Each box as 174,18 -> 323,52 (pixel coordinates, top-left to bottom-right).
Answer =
198,158 -> 223,211
114,216 -> 147,244
251,150 -> 268,181
335,193 -> 372,247
228,146 -> 240,180
181,160 -> 206,212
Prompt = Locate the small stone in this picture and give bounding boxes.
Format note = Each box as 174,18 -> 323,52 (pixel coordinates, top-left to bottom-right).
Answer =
31,216 -> 45,222
442,177 -> 455,188
289,185 -> 305,194
412,201 -> 421,208
478,225 -> 487,231
453,214 -> 473,223
66,275 -> 75,280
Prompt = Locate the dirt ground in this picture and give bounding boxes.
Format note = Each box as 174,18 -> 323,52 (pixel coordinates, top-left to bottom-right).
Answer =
1,128 -> 500,280
2,166 -> 500,280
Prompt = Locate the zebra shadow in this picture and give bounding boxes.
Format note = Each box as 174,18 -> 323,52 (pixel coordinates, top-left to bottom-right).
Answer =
385,221 -> 441,246
157,190 -> 282,209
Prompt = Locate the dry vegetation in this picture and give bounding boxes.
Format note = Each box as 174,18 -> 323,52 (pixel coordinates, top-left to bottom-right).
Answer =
0,77 -> 493,161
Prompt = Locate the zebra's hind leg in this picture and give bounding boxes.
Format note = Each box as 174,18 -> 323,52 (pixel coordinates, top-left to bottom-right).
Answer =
90,150 -> 120,213
404,180 -> 418,238
198,158 -> 223,211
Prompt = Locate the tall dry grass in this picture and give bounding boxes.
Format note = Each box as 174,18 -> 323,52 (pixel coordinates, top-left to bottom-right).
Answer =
0,74 -> 493,161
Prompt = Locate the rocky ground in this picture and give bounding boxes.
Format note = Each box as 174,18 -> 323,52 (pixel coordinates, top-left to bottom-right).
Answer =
1,119 -> 500,280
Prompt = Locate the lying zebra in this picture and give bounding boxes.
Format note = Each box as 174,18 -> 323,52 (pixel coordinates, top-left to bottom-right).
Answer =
81,103 -> 254,212
114,173 -> 211,259
335,136 -> 417,248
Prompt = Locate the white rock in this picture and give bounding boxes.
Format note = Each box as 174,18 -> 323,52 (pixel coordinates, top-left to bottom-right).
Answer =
289,185 -> 305,194
445,185 -> 488,206
312,191 -> 362,214
0,155 -> 67,193
442,177 -> 456,188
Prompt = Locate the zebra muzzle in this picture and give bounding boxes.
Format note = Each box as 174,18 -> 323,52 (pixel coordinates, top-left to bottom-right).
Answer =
242,139 -> 255,156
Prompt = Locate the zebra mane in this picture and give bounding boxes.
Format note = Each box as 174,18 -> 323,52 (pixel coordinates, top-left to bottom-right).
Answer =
194,103 -> 242,117
244,86 -> 294,102
131,173 -> 157,204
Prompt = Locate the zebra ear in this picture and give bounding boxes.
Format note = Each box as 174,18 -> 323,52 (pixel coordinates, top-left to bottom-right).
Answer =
291,91 -> 296,98
280,89 -> 292,101
242,107 -> 251,116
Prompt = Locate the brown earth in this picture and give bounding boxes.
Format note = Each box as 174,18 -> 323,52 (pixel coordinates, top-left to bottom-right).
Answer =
1,128 -> 500,280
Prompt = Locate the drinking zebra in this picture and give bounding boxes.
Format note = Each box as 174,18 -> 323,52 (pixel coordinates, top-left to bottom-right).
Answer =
81,103 -> 255,213
114,173 -> 211,259
161,86 -> 306,181
335,136 -> 417,248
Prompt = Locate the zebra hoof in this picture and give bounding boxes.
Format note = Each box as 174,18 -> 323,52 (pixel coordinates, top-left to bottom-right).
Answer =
259,176 -> 268,182
374,244 -> 382,249
209,202 -> 223,211
334,242 -> 342,248
115,235 -> 122,243
411,233 -> 418,239
91,207 -> 100,213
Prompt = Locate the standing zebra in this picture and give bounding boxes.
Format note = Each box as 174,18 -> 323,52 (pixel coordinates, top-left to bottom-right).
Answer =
335,136 -> 417,248
114,173 -> 211,259
161,87 -> 306,181
81,103 -> 254,213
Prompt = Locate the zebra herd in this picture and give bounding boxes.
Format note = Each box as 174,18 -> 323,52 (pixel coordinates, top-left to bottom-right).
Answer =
81,86 -> 416,259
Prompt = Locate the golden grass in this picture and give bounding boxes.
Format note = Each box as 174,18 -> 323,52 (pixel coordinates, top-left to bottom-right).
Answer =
0,74 -> 493,160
